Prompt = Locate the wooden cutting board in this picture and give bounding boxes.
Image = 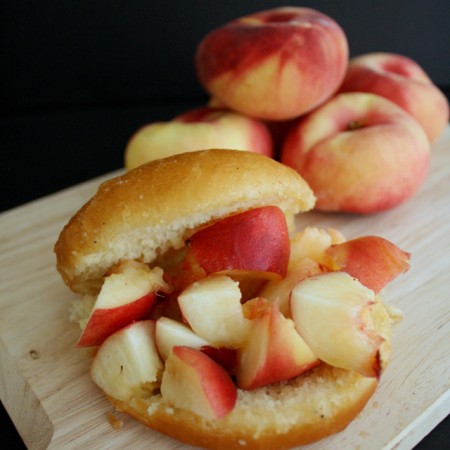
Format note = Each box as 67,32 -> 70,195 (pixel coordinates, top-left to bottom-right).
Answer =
1,128 -> 449,450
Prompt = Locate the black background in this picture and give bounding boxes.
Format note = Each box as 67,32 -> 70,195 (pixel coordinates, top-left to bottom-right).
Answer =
1,1 -> 449,448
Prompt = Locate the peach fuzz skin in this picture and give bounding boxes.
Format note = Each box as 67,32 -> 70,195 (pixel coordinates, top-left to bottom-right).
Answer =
236,302 -> 319,390
281,93 -> 430,214
124,107 -> 273,169
325,236 -> 410,293
189,206 -> 290,278
339,52 -> 449,142
195,7 -> 349,121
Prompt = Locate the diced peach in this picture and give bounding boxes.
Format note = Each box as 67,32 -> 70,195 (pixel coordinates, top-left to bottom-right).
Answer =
189,206 -> 290,278
155,317 -> 210,360
77,263 -> 168,347
91,320 -> 163,401
325,236 -> 410,293
236,303 -> 319,389
177,275 -> 250,348
291,271 -> 392,378
259,228 -> 339,315
160,346 -> 237,419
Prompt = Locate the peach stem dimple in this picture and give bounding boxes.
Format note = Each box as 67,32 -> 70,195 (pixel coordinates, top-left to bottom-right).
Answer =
347,119 -> 367,131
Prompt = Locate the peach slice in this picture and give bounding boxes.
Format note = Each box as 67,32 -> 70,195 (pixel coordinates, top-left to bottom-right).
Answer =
155,316 -> 210,360
259,258 -> 323,317
289,227 -> 345,265
291,271 -> 392,378
236,302 -> 319,389
77,262 -> 168,347
160,346 -> 237,420
177,275 -> 250,348
325,236 -> 410,293
155,317 -> 237,372
259,228 -> 342,315
91,320 -> 163,401
189,206 -> 290,278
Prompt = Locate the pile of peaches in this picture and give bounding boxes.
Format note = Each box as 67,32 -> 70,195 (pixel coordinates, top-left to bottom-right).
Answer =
125,6 -> 449,214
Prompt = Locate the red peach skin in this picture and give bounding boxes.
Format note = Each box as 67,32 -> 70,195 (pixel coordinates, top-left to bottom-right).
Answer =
325,236 -> 411,293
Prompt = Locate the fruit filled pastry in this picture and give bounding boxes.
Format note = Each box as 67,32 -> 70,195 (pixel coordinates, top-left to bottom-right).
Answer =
54,149 -> 409,450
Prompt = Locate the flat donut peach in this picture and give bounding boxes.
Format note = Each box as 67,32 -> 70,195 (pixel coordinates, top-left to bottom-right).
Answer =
281,93 -> 430,213
339,52 -> 450,142
195,7 -> 349,121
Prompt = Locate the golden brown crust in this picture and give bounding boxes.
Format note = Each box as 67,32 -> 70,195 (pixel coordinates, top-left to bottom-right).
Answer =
55,149 -> 315,294
109,365 -> 377,450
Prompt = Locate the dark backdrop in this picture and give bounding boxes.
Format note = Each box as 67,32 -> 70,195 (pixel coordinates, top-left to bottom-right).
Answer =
1,0 -> 450,212
1,1 -> 449,448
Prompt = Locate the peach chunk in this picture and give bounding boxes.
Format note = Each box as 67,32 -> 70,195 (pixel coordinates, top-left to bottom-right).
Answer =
189,206 -> 290,278
325,236 -> 410,293
91,320 -> 163,401
160,346 -> 237,420
177,275 -> 250,348
260,228 -> 343,315
77,263 -> 168,347
155,316 -> 210,360
236,301 -> 319,389
291,272 -> 392,378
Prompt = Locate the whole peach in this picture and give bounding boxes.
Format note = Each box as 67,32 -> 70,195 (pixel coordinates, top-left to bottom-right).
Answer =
281,93 -> 430,213
339,52 -> 449,142
124,107 -> 273,169
195,7 -> 349,121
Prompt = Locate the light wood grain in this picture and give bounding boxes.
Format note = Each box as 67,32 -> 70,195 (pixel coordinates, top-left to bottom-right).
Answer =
1,128 -> 449,450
